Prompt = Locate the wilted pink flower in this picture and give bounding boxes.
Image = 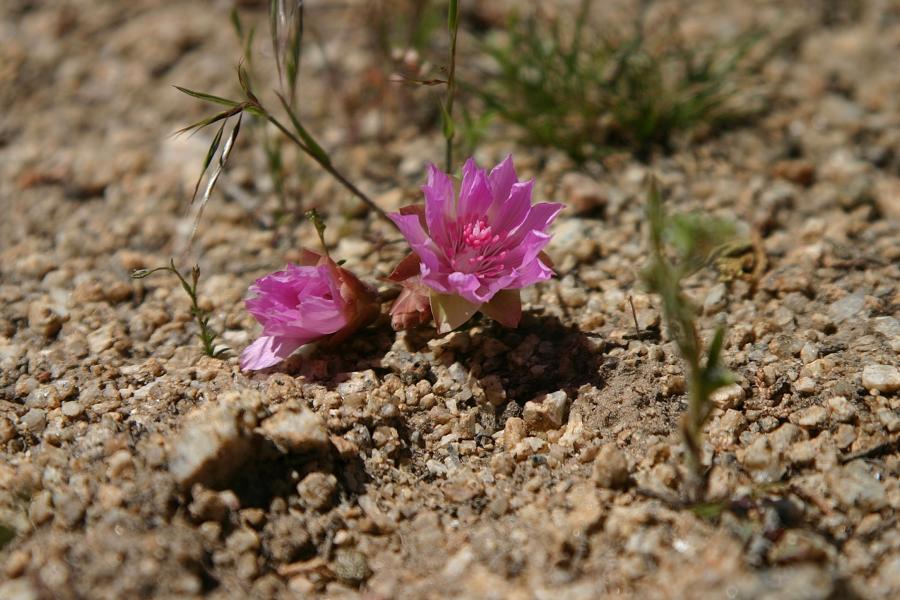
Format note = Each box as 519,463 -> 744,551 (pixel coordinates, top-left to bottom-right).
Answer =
388,277 -> 433,331
241,250 -> 378,371
389,156 -> 562,332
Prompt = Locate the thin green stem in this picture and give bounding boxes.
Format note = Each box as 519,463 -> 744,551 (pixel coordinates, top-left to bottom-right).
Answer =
262,111 -> 395,228
444,0 -> 460,173
131,261 -> 229,359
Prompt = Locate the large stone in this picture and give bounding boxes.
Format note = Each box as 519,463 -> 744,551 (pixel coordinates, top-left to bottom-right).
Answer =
502,417 -> 526,449
259,407 -> 329,453
862,365 -> 900,394
522,391 -> 569,432
828,461 -> 887,512
27,300 -> 62,338
827,396 -> 856,423
592,444 -> 630,489
169,391 -> 260,488
0,579 -> 39,600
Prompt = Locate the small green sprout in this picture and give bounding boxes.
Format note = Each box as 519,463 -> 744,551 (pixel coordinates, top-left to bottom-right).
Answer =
641,177 -> 735,501
131,260 -> 230,359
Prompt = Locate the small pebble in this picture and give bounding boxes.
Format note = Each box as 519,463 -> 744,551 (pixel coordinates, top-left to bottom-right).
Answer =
861,365 -> 900,393
592,444 -> 630,489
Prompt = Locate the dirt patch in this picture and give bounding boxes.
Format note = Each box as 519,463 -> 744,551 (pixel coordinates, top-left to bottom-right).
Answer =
1,1 -> 899,599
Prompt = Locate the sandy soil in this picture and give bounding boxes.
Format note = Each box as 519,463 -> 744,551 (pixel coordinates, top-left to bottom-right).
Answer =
1,1 -> 899,598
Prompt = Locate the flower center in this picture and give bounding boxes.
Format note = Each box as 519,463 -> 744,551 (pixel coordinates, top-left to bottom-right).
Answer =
447,216 -> 512,276
462,218 -> 500,249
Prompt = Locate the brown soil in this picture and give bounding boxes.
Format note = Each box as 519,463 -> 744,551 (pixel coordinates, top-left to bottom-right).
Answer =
1,1 -> 899,599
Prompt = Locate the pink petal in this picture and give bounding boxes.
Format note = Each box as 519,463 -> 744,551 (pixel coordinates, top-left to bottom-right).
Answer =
240,335 -> 305,371
389,278 -> 432,330
490,179 -> 534,231
507,256 -> 555,289
458,158 -> 492,219
499,229 -> 553,274
488,155 -> 518,205
389,212 -> 443,272
422,163 -> 454,248
387,252 -> 421,282
446,271 -> 485,304
419,262 -> 452,295
296,249 -> 323,267
512,202 -> 564,238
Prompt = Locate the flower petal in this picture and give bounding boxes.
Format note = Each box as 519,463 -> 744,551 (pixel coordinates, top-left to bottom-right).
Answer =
447,271 -> 485,304
296,249 -> 323,267
490,179 -> 534,231
512,202 -> 564,238
389,277 -> 432,330
423,163 -> 454,247
389,212 -> 443,272
507,256 -> 555,289
387,252 -> 421,282
458,157 -> 492,219
488,154 -> 518,205
240,335 -> 305,371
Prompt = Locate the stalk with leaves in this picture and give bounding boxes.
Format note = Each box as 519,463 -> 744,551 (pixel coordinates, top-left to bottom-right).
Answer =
176,0 -> 393,241
131,261 -> 230,359
441,0 -> 460,173
641,178 -> 734,501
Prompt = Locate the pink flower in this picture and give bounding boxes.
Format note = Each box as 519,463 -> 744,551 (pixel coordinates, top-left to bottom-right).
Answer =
241,250 -> 378,371
389,156 -> 562,332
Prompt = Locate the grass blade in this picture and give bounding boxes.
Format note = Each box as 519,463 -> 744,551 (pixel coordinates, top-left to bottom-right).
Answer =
276,92 -> 330,165
190,113 -> 243,240
175,106 -> 244,136
174,86 -> 241,108
191,120 -> 226,203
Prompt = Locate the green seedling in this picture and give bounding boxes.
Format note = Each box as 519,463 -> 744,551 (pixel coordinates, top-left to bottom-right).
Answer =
641,177 -> 735,501
131,260 -> 230,359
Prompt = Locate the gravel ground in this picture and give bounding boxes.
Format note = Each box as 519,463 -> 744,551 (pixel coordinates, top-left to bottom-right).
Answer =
1,1 -> 899,599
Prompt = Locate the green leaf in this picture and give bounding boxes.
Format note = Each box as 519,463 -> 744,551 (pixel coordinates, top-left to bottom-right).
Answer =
130,266 -> 173,280
706,325 -> 726,370
440,99 -> 455,141
237,62 -> 255,100
448,0 -> 459,32
305,209 -> 329,256
430,293 -> 480,334
0,523 -> 15,550
286,1 -> 304,101
230,7 -> 243,38
174,86 -> 241,108
277,93 -> 331,165
192,120 -> 226,203
175,106 -> 243,136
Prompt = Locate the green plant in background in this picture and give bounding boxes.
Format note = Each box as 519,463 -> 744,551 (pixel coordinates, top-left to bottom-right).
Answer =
176,0 -> 393,241
441,0 -> 460,173
370,0 -> 444,59
472,0 -> 761,162
641,178 -> 735,501
131,261 -> 230,359
231,8 -> 293,231
456,102 -> 493,160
